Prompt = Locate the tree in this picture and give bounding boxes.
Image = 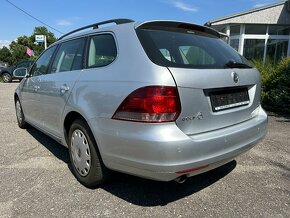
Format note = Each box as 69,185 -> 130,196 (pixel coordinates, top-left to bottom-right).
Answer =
0,46 -> 12,64
29,26 -> 57,58
9,36 -> 31,65
0,26 -> 57,66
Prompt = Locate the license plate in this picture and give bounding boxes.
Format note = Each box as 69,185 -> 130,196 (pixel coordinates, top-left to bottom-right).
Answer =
210,88 -> 250,112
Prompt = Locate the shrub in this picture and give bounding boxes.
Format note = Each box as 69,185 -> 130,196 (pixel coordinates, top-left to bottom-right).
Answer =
253,57 -> 290,114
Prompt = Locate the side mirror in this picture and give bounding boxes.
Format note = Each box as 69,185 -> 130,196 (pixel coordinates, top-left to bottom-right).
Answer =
13,67 -> 28,79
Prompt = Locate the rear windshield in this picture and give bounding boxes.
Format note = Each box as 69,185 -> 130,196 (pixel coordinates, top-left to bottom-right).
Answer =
136,27 -> 252,69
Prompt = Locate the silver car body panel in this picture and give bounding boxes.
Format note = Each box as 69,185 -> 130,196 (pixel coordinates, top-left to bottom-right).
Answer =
15,20 -> 268,182
170,67 -> 261,135
87,106 -> 266,181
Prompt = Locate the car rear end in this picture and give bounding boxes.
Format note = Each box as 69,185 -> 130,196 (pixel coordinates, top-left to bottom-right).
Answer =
92,21 -> 268,182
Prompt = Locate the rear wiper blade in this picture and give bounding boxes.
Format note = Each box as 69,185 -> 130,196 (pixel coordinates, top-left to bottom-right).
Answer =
224,61 -> 252,69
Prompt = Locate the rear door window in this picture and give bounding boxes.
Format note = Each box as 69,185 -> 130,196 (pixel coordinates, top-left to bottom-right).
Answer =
87,34 -> 117,68
51,38 -> 85,73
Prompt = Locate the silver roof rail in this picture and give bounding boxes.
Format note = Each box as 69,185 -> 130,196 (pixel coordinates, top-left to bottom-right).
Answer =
58,18 -> 135,40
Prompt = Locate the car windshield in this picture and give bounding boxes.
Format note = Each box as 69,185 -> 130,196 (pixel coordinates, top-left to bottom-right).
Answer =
136,27 -> 253,69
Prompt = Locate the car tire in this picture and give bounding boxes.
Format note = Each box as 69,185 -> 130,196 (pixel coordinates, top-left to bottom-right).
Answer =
15,99 -> 27,129
68,119 -> 109,187
2,72 -> 12,83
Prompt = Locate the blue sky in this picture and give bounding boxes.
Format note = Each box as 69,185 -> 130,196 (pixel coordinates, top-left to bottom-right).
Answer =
0,0 -> 284,47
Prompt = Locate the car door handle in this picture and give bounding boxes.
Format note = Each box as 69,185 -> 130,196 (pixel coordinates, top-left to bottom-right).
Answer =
34,85 -> 40,92
60,85 -> 69,94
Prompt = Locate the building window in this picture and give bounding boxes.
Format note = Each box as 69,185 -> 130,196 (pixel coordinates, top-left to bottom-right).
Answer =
230,25 -> 240,36
268,25 -> 290,35
266,39 -> 289,63
245,24 -> 267,34
230,39 -> 239,52
243,39 -> 265,60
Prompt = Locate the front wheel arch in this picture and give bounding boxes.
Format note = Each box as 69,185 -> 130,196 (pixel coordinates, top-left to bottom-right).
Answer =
14,95 -> 27,129
14,93 -> 19,103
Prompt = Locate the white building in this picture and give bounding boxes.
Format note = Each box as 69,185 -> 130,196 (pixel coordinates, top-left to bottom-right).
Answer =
206,0 -> 290,63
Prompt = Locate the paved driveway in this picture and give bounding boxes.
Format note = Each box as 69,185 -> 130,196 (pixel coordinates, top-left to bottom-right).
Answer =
0,83 -> 289,217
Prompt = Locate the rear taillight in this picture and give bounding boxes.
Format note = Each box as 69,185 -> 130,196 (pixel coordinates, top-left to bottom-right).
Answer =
112,86 -> 181,123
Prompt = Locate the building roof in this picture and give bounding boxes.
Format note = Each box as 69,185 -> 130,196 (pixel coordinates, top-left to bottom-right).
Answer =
206,0 -> 288,26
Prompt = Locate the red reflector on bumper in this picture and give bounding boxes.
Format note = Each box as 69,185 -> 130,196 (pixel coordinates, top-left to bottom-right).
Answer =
176,165 -> 209,174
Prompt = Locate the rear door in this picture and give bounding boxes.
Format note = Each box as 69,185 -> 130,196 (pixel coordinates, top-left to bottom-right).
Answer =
38,37 -> 86,137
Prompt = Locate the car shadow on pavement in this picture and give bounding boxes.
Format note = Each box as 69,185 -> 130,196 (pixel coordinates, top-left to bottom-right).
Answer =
26,127 -> 70,164
101,160 -> 237,206
26,126 -> 236,206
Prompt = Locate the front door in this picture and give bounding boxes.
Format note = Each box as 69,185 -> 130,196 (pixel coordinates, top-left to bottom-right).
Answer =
20,46 -> 57,128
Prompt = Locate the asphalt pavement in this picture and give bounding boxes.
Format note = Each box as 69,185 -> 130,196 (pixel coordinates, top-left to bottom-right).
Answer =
0,82 -> 289,217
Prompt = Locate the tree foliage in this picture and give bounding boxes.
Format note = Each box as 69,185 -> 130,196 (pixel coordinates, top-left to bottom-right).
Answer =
0,26 -> 57,66
0,46 -> 12,64
253,57 -> 290,114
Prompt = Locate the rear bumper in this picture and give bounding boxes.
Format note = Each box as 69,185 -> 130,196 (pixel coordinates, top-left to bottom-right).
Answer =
88,107 -> 267,181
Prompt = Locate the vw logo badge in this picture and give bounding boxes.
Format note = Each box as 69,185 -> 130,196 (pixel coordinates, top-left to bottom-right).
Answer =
231,72 -> 239,83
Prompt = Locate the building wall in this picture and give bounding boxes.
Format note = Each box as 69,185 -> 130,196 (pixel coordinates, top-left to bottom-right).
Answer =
207,1 -> 290,63
211,4 -> 290,25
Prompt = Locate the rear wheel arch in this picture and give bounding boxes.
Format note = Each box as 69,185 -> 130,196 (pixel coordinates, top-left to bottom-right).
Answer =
64,112 -> 110,186
68,118 -> 109,186
64,111 -> 86,145
63,112 -> 99,149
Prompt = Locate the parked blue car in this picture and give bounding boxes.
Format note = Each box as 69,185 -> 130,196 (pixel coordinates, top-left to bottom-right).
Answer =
0,60 -> 33,82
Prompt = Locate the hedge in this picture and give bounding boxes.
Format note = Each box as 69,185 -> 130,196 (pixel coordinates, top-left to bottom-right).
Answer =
253,57 -> 290,114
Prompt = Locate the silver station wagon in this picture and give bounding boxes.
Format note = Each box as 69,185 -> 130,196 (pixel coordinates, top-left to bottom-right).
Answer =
14,19 -> 268,187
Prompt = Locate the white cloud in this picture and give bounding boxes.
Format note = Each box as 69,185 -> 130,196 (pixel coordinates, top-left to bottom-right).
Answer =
56,19 -> 73,26
171,1 -> 198,12
253,3 -> 267,7
0,40 -> 11,49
